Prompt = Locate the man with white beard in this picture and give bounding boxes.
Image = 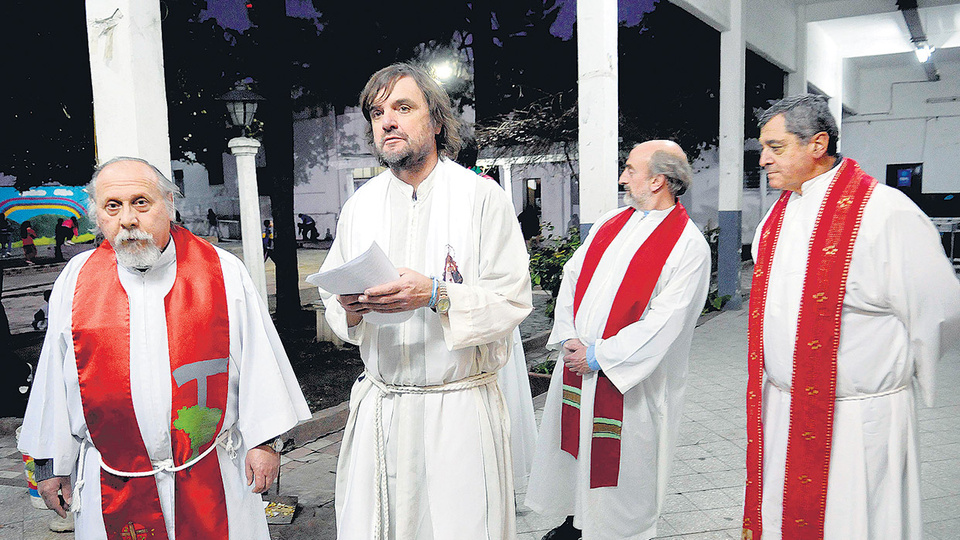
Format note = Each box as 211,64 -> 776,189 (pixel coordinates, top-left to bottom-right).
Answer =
19,157 -> 311,539
526,141 -> 710,540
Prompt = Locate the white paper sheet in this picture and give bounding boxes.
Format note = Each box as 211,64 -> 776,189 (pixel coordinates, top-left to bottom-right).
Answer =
306,242 -> 413,325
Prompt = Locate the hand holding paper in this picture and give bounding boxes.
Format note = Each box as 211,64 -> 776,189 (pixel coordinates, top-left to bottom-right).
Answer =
358,268 -> 433,312
306,242 -> 429,325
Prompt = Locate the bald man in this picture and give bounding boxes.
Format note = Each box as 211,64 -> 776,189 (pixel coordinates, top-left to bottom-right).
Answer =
19,157 -> 311,539
526,141 -> 711,540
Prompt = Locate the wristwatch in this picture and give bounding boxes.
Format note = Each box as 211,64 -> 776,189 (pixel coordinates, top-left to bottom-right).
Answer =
262,437 -> 284,453
434,281 -> 450,314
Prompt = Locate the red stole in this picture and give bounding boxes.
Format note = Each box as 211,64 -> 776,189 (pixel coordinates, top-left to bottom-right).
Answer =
73,227 -> 231,539
743,159 -> 877,540
560,203 -> 690,488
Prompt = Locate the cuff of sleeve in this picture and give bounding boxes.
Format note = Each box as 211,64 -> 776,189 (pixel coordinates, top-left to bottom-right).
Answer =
34,459 -> 56,483
346,320 -> 364,343
586,344 -> 600,371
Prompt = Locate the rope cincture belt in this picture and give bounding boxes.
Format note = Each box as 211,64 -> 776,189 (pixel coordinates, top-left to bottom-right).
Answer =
367,371 -> 499,540
71,426 -> 241,513
768,381 -> 908,402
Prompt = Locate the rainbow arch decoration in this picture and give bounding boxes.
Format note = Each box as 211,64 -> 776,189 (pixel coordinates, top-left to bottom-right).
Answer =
0,186 -> 89,223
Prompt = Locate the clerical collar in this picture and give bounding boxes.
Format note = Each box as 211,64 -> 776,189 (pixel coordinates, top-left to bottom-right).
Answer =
392,159 -> 441,201
798,160 -> 843,196
123,234 -> 176,274
639,204 -> 676,219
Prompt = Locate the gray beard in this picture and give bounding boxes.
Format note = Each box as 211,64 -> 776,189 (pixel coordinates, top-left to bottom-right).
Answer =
113,229 -> 162,270
376,143 -> 431,172
623,190 -> 647,211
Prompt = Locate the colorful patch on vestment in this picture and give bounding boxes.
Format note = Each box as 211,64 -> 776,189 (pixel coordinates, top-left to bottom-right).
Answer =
562,385 -> 582,408
592,417 -> 622,439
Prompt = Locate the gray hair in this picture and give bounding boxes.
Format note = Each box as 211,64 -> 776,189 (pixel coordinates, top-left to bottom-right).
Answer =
86,157 -> 180,222
648,150 -> 693,198
758,94 -> 839,156
359,62 -> 464,160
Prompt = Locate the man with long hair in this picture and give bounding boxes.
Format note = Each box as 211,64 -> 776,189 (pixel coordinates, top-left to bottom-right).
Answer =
319,63 -> 532,539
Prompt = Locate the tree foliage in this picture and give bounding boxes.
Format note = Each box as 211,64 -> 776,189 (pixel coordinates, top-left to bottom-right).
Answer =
476,2 -> 722,168
0,1 -> 95,189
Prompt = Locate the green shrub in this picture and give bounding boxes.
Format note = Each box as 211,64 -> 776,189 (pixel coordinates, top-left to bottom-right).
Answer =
530,359 -> 555,374
529,225 -> 581,318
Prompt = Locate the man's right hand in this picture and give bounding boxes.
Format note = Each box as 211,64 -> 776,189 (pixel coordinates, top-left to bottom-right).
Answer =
38,476 -> 72,518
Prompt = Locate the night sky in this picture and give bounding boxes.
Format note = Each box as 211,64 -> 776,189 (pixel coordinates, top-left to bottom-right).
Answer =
201,0 -> 658,36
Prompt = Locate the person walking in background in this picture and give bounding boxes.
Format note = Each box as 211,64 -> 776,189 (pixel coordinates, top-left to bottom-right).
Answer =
62,217 -> 78,245
54,218 -> 67,262
743,94 -> 960,540
262,219 -> 274,262
20,220 -> 37,264
206,208 -> 221,241
0,215 -> 13,257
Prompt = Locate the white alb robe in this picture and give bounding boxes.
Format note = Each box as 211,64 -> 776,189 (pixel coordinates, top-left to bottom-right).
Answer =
320,158 -> 532,540
19,236 -> 312,540
525,206 -> 711,540
500,327 -> 538,489
752,165 -> 960,540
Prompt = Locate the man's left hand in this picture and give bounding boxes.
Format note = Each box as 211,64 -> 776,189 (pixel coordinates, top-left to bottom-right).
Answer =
245,445 -> 280,493
357,268 -> 433,313
563,338 -> 594,375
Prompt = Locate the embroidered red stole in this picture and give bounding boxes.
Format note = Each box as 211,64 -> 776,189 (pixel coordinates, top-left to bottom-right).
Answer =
74,227 -> 231,539
561,203 -> 690,488
742,159 -> 877,540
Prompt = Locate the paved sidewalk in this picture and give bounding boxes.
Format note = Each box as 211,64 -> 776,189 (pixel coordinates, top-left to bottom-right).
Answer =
3,247 -> 958,538
2,306 -> 959,538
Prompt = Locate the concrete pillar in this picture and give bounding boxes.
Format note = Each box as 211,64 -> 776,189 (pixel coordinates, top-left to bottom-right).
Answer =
228,137 -> 267,304
787,4 -> 808,96
502,164 -> 515,211
717,0 -> 745,309
85,1 -> 172,178
576,0 -> 619,235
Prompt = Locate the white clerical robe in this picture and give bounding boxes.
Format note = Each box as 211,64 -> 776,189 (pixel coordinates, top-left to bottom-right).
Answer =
501,327 -> 538,489
525,206 -> 711,540
752,165 -> 960,540
19,235 -> 312,540
320,158 -> 532,540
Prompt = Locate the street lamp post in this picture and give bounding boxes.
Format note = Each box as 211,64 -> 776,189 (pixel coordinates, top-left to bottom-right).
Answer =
219,84 -> 268,305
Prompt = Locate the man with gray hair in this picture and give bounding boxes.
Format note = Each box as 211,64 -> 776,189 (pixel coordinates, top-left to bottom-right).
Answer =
742,94 -> 960,540
318,63 -> 532,539
526,140 -> 710,539
19,157 -> 311,539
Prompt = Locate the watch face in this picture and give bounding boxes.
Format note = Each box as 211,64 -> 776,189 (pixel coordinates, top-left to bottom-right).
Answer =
436,297 -> 451,313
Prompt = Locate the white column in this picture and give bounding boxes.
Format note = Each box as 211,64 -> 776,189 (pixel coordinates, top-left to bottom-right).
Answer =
576,0 -> 619,230
787,4 -> 808,96
502,164 -> 515,211
228,137 -> 267,304
717,0 -> 746,309
85,1 -> 172,179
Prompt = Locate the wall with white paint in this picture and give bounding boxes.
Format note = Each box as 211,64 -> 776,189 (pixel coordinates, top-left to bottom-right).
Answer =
841,55 -> 960,194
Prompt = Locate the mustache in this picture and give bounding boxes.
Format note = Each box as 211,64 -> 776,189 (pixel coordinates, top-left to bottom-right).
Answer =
115,229 -> 154,243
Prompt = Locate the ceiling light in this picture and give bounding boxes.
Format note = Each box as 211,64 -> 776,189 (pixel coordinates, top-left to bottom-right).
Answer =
914,41 -> 934,63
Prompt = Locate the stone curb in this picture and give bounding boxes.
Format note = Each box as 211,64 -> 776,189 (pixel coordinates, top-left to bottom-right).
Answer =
2,262 -> 66,277
522,330 -> 551,353
283,329 -> 555,448
283,402 -> 350,448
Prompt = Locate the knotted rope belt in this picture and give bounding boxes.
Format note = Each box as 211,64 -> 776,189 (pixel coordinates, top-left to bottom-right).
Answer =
366,371 -> 499,540
71,425 -> 240,512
